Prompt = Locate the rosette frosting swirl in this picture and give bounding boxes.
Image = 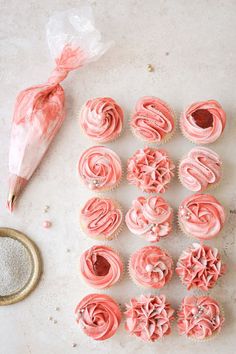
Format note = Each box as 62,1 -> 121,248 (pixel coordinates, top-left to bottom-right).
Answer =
75,293 -> 121,341
80,245 -> 123,289
124,294 -> 175,342
129,246 -> 173,288
180,100 -> 226,144
80,197 -> 123,240
179,147 -> 222,192
130,96 -> 175,143
176,243 -> 226,290
78,146 -> 122,191
177,296 -> 224,340
80,97 -> 124,142
125,195 -> 173,242
127,147 -> 175,193
179,193 -> 225,240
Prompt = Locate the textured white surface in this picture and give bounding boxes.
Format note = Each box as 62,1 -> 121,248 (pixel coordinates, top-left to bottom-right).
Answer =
0,0 -> 236,353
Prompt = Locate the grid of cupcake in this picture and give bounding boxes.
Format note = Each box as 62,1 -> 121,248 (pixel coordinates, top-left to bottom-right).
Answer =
76,96 -> 226,342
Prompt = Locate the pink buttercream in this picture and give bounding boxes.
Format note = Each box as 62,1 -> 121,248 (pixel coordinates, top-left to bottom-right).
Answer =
127,147 -> 175,193
79,97 -> 124,142
180,100 -> 226,144
129,246 -> 173,288
179,193 -> 225,240
177,296 -> 224,340
130,96 -> 175,143
75,293 -> 121,341
78,146 -> 122,191
125,195 -> 173,242
79,245 -> 123,289
179,147 -> 222,192
124,294 -> 175,342
176,243 -> 226,290
80,197 -> 123,240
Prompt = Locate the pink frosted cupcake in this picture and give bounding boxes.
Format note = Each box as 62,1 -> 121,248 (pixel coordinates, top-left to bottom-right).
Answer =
180,100 -> 226,144
178,193 -> 226,240
130,96 -> 175,143
177,296 -> 224,341
127,147 -> 175,193
124,294 -> 175,342
78,146 -> 122,191
125,195 -> 173,242
176,243 -> 226,291
80,197 -> 123,240
79,245 -> 123,289
75,293 -> 121,341
178,147 -> 222,192
79,97 -> 124,143
129,246 -> 173,289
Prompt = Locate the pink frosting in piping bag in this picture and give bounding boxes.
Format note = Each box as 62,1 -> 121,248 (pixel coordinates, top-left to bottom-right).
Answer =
7,6 -> 112,211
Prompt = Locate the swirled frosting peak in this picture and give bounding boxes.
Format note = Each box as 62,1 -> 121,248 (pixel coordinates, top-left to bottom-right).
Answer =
80,97 -> 124,142
179,193 -> 225,240
125,195 -> 173,242
179,147 -> 222,192
80,245 -> 123,289
180,100 -> 226,144
176,243 -> 226,290
130,96 -> 175,143
75,293 -> 121,341
78,146 -> 122,191
80,197 -> 123,240
127,147 -> 175,193
177,296 -> 224,340
129,246 -> 173,288
124,294 -> 175,342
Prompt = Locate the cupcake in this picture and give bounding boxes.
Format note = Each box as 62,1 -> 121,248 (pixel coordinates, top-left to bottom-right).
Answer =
80,197 -> 123,240
125,195 -> 173,242
180,100 -> 226,144
178,147 -> 222,192
178,193 -> 226,240
75,293 -> 121,341
79,245 -> 123,289
130,96 -> 175,143
177,296 -> 224,341
124,294 -> 175,342
78,146 -> 122,191
128,246 -> 173,289
127,147 -> 175,193
176,243 -> 226,291
79,97 -> 124,143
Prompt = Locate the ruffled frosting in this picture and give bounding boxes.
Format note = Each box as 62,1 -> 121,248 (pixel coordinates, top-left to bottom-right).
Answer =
75,294 -> 121,341
127,147 -> 175,193
180,100 -> 226,144
179,193 -> 225,240
125,195 -> 173,242
78,146 -> 122,191
80,97 -> 124,142
177,296 -> 224,340
80,197 -> 123,240
130,96 -> 175,143
179,147 -> 222,192
79,245 -> 123,289
124,294 -> 175,342
129,246 -> 173,288
176,243 -> 226,290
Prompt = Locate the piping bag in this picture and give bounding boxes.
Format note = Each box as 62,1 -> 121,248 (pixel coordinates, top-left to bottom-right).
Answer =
7,4 -> 112,212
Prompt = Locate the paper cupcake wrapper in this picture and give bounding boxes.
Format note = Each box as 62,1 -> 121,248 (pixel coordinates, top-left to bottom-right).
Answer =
177,299 -> 225,342
78,245 -> 125,290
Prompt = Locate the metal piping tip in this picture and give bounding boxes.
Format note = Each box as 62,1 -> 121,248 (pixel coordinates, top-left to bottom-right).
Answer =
7,194 -> 16,213
7,175 -> 27,213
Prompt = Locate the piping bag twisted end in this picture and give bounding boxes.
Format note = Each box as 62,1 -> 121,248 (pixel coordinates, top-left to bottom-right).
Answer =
7,175 -> 28,212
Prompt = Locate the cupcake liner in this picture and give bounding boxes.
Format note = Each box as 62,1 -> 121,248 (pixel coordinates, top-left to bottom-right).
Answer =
177,299 -> 225,342
79,245 -> 125,290
127,247 -> 174,290
79,198 -> 124,241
